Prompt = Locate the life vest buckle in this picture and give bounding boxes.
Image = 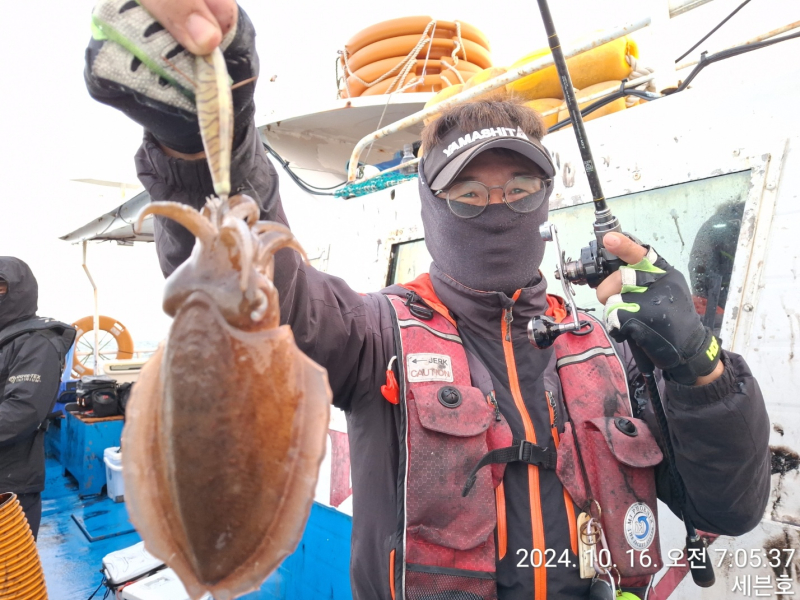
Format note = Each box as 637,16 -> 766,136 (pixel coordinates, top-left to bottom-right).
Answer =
404,292 -> 434,320
518,439 -> 534,462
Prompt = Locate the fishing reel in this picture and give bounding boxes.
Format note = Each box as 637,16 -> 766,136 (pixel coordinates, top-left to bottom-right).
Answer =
528,213 -> 642,349
560,208 -> 624,288
527,222 -> 595,349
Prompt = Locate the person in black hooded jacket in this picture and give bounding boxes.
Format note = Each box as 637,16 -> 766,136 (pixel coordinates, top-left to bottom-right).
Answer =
0,257 -> 76,539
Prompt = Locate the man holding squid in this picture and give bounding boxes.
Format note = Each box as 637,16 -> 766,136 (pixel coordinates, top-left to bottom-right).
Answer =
85,2 -> 770,598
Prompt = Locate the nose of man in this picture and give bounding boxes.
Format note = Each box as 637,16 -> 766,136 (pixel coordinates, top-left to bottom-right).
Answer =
488,187 -> 505,205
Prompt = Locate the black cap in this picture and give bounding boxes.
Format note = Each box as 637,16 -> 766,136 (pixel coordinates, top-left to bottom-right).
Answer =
423,124 -> 555,190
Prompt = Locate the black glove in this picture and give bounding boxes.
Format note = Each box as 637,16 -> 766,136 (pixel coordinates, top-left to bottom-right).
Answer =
604,246 -> 721,385
85,0 -> 259,154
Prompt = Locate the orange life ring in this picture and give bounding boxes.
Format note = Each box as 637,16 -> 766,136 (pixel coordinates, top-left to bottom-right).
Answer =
360,74 -> 456,97
345,57 -> 481,97
347,35 -> 492,73
347,56 -> 482,86
439,56 -> 482,72
71,315 -> 135,377
345,16 -> 491,56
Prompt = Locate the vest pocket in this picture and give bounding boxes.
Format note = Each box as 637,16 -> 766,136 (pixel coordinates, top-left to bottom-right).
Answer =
581,416 -> 663,578
405,564 -> 497,600
406,383 -> 496,551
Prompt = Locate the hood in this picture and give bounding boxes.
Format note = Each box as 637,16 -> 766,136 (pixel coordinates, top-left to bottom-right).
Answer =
428,263 -> 550,340
418,159 -> 551,296
0,257 -> 38,331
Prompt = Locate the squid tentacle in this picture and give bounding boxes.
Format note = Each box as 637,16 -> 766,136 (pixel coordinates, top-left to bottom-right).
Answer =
251,222 -> 293,236
220,216 -> 256,292
137,202 -> 216,245
255,230 -> 308,275
226,195 -> 260,226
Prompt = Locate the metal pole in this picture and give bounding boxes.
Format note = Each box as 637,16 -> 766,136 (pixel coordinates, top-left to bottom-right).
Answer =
676,20 -> 800,70
81,241 -> 100,375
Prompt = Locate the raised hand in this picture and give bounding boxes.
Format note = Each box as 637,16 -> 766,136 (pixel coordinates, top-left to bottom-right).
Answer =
598,233 -> 723,386
138,0 -> 238,56
85,0 -> 257,154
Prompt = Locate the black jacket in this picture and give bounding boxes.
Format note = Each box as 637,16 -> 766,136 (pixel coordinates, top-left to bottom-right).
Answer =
135,125 -> 771,599
0,258 -> 75,494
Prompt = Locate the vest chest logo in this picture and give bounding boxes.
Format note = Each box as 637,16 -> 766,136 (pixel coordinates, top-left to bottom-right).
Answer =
8,374 -> 41,384
406,353 -> 454,382
624,502 -> 656,550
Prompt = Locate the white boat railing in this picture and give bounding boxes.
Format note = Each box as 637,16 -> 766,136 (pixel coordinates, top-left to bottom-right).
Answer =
675,20 -> 800,70
346,16 -> 652,181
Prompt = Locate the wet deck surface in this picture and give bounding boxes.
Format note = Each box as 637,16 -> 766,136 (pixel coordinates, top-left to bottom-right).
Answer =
38,457 -> 353,599
39,456 -> 140,598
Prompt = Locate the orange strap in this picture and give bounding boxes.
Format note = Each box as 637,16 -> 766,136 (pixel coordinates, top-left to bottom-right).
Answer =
496,483 -> 507,560
389,549 -> 396,600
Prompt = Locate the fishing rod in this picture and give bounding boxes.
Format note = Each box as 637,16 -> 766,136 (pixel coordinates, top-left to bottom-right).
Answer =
526,0 -> 715,591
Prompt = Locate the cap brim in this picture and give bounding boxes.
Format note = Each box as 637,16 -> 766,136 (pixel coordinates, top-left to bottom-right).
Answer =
429,137 -> 556,190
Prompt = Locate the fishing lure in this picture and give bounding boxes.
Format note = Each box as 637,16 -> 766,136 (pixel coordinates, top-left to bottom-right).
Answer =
123,48 -> 332,600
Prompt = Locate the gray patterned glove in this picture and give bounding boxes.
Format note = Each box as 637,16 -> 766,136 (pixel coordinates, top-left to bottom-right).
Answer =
85,0 -> 258,153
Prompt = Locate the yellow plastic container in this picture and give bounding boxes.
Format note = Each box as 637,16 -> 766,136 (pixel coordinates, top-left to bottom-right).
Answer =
523,98 -> 562,129
507,35 -> 638,101
461,67 -> 509,102
423,83 -> 466,125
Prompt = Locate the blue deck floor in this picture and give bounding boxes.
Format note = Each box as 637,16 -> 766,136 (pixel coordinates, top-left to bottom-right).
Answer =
39,456 -> 353,599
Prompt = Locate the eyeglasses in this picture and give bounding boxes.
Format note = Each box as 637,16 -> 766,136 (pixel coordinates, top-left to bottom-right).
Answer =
435,176 -> 552,219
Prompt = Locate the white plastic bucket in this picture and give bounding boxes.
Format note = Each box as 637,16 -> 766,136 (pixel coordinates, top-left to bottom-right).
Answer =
104,446 -> 124,502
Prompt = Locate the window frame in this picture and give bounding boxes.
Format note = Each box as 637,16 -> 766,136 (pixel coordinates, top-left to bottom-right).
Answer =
543,141 -> 787,353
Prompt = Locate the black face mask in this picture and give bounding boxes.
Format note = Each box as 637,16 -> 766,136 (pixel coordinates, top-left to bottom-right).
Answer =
418,166 -> 551,296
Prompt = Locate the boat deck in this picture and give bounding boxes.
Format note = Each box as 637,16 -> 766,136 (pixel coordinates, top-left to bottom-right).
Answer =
38,456 -> 353,599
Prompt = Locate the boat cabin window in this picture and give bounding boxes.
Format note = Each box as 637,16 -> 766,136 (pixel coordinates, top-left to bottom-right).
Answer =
384,171 -> 750,334
542,170 -> 751,334
386,239 -> 432,286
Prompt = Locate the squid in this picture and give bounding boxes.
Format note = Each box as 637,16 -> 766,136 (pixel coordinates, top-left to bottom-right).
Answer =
122,49 -> 331,600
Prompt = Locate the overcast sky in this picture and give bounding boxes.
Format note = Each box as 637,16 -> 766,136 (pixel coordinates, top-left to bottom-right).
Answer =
0,0 -> 785,352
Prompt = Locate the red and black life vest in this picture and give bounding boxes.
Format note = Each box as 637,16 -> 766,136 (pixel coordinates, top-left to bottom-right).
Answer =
383,282 -> 663,599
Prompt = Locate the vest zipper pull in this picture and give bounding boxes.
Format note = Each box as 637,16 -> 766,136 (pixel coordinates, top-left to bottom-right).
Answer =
488,391 -> 501,421
547,390 -> 558,428
504,309 -> 513,342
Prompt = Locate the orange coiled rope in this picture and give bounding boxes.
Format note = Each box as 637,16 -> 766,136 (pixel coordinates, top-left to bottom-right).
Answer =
0,493 -> 48,599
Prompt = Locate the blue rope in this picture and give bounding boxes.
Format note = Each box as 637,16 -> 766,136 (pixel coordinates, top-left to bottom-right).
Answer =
335,172 -> 418,199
